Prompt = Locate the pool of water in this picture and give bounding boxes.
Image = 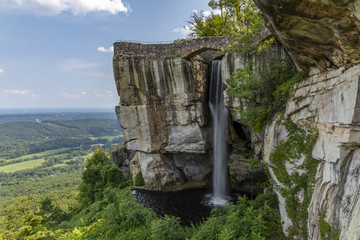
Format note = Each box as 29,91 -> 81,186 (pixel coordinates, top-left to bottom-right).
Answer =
132,188 -> 242,225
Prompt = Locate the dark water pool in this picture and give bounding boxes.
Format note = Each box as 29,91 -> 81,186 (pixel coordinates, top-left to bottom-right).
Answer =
132,188 -> 242,225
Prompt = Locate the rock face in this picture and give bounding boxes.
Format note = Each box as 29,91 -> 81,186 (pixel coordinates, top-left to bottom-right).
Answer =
264,65 -> 360,239
113,53 -> 211,186
254,0 -> 360,72
251,1 -> 360,238
220,49 -> 288,193
113,37 -> 269,191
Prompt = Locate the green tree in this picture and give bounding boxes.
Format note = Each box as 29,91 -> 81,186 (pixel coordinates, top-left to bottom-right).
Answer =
227,57 -> 303,132
187,11 -> 228,38
2,196 -> 44,239
134,171 -> 145,187
77,148 -> 129,208
187,0 -> 273,54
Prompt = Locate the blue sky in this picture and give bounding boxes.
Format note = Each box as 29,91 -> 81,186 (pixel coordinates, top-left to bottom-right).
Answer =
0,0 -> 213,108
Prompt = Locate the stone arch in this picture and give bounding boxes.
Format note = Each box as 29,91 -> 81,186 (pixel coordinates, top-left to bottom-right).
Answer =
113,36 -> 232,58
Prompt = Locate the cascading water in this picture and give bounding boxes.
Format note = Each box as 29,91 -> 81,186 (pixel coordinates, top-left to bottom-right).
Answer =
208,60 -> 229,205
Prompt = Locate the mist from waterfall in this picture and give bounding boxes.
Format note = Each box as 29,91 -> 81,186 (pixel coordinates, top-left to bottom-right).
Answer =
209,60 -> 229,205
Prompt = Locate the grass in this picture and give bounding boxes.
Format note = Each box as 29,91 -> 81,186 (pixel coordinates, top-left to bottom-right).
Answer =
1,148 -> 90,173
6,148 -> 71,162
89,134 -> 123,141
0,158 -> 46,173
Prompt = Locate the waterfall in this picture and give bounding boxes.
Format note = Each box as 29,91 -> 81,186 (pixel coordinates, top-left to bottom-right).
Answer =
209,60 -> 229,204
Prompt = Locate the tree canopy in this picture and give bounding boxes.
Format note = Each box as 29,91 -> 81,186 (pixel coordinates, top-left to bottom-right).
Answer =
187,0 -> 273,53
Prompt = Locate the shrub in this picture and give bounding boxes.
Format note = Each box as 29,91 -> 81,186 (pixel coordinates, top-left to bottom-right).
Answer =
227,56 -> 304,133
193,190 -> 285,240
77,148 -> 129,208
134,172 -> 145,187
151,215 -> 187,240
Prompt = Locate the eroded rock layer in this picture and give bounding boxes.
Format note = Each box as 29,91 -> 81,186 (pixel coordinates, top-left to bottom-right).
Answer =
264,65 -> 360,239
113,38 -> 274,190
254,0 -> 360,72
113,54 -> 211,186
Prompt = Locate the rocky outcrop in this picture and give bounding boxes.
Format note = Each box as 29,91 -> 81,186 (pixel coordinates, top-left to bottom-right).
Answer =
250,1 -> 360,238
219,47 -> 288,194
113,53 -> 211,186
113,38 -> 271,190
264,65 -> 360,239
254,0 -> 360,72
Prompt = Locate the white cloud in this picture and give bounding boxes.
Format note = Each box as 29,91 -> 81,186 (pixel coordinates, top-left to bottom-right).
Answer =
192,9 -> 221,17
3,89 -> 31,95
213,9 -> 222,15
1,0 -> 130,16
58,59 -> 104,71
61,90 -> 114,100
2,89 -> 38,98
94,90 -> 114,98
173,9 -> 221,38
97,46 -> 114,53
173,26 -> 192,37
0,68 -> 4,74
202,10 -> 212,17
60,92 -> 82,100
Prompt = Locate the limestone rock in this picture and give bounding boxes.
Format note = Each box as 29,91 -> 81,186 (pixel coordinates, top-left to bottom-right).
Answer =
111,145 -> 134,174
263,117 -> 293,236
264,64 -> 360,239
254,0 -> 360,72
228,153 -> 267,194
113,44 -> 213,187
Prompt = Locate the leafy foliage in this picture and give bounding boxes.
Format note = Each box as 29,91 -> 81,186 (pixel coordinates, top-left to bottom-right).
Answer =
78,148 -> 131,208
135,171 -> 145,187
318,212 -> 341,240
0,195 -> 71,240
187,0 -> 274,54
227,56 -> 304,132
187,10 -> 228,37
269,119 -> 319,238
193,190 -> 284,240
151,215 -> 188,240
0,147 -> 286,240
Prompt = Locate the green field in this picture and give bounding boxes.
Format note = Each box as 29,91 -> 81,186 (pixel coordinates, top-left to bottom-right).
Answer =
0,118 -> 122,159
89,134 -> 124,141
0,158 -> 46,172
6,148 -> 71,162
0,147 -> 91,172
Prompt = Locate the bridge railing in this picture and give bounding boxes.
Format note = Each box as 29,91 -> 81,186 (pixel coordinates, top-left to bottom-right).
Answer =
114,39 -> 175,44
113,36 -> 233,57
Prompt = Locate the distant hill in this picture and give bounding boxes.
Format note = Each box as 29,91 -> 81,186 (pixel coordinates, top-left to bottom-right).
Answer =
0,108 -> 117,123
0,118 -> 122,159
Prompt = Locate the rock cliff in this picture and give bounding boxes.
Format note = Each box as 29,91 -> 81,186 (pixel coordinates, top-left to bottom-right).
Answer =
254,0 -> 360,238
113,54 -> 211,186
113,37 -> 268,192
113,37 -> 234,187
254,0 -> 360,72
264,64 -> 360,239
113,1 -> 360,236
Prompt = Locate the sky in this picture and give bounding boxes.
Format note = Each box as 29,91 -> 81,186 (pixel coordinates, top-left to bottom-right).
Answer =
0,0 -> 214,108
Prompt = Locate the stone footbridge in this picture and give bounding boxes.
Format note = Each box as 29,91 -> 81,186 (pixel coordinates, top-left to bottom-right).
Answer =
113,36 -> 232,58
